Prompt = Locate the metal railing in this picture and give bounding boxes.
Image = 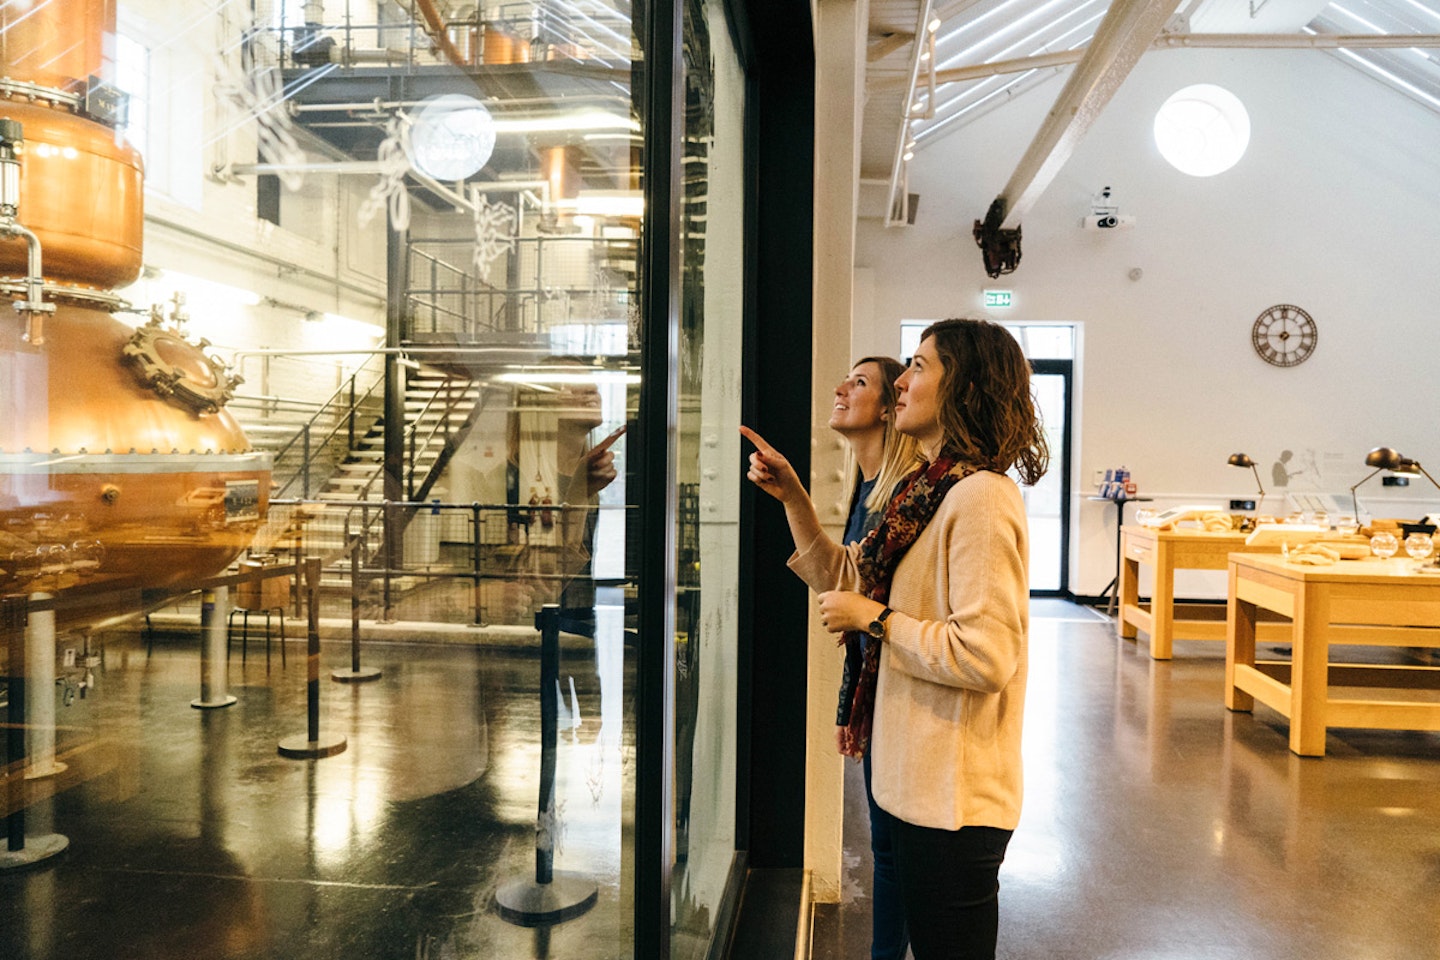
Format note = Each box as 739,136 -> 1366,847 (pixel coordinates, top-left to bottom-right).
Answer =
405,234 -> 636,341
258,1 -> 634,73
265,497 -> 629,627
346,373 -> 485,505
255,356 -> 386,499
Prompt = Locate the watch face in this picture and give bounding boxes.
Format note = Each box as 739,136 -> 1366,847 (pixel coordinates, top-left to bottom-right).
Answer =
1251,304 -> 1317,367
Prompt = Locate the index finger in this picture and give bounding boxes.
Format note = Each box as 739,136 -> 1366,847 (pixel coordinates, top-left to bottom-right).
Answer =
591,424 -> 627,453
738,425 -> 774,454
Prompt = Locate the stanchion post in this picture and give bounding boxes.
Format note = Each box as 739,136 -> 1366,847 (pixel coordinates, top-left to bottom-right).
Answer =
278,558 -> 347,759
494,604 -> 596,925
332,531 -> 380,684
381,499 -> 395,623
5,595 -> 27,851
471,502 -> 485,627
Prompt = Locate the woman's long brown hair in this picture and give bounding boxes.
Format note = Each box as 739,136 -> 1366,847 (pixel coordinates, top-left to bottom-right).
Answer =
920,318 -> 1050,485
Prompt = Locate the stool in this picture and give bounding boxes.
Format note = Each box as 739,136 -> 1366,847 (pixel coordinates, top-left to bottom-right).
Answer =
229,562 -> 292,666
228,605 -> 287,665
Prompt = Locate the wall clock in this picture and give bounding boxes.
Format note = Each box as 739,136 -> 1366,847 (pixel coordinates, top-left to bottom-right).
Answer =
1251,304 -> 1317,367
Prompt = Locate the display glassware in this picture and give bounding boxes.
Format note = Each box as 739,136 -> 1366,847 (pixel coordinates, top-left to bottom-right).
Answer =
1405,532 -> 1433,560
1370,531 -> 1399,559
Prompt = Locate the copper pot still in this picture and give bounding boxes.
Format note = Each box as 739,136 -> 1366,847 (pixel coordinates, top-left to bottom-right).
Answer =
0,0 -> 271,615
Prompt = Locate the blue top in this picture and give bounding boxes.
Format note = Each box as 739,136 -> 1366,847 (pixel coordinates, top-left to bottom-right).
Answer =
844,475 -> 880,547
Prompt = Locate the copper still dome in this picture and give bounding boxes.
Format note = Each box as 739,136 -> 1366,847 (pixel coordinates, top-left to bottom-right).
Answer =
0,0 -> 271,613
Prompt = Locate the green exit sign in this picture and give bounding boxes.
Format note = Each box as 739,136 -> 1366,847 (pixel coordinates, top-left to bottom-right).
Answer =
984,290 -> 1013,308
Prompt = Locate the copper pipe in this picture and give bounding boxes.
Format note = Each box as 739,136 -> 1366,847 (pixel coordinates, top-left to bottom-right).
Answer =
410,0 -> 468,68
0,220 -> 55,345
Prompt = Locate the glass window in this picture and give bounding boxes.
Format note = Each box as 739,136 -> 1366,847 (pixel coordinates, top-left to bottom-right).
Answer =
0,1 -> 699,956
114,32 -> 149,151
671,1 -> 744,955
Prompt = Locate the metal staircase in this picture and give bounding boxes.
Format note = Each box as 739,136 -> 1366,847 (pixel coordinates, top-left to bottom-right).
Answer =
229,367 -> 488,570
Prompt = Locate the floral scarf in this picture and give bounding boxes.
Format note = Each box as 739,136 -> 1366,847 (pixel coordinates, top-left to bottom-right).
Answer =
835,456 -> 978,758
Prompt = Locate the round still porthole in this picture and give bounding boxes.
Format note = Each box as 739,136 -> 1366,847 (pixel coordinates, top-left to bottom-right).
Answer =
1153,84 -> 1250,177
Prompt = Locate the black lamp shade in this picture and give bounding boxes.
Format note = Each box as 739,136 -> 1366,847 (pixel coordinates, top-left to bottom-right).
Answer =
1365,446 -> 1404,470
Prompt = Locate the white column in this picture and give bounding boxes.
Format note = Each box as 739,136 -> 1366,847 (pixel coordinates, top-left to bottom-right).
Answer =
193,586 -> 237,709
24,593 -> 64,778
807,0 -> 868,906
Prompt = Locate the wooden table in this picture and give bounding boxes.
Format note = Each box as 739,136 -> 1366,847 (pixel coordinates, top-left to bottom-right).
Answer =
1225,553 -> 1440,756
1119,526 -> 1285,659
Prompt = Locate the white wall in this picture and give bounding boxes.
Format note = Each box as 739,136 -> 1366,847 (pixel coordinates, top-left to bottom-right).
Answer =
855,48 -> 1440,597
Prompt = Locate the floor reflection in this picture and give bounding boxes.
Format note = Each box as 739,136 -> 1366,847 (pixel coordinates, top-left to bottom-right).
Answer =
1,619 -> 634,960
813,599 -> 1440,960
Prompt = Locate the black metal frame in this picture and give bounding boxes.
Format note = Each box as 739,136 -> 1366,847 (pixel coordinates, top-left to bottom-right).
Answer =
1031,359 -> 1074,597
635,0 -> 817,954
634,0 -> 684,957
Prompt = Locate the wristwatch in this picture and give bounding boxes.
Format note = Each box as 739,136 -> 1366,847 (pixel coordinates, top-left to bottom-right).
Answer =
866,607 -> 893,640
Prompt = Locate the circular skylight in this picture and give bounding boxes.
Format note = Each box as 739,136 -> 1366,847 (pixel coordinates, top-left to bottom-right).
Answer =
1153,84 -> 1250,177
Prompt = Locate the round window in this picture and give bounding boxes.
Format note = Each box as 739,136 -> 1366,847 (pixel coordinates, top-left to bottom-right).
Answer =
1153,84 -> 1250,177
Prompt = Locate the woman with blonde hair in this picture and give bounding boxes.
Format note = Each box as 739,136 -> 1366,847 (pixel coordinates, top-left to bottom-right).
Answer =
742,318 -> 1048,959
828,356 -> 920,960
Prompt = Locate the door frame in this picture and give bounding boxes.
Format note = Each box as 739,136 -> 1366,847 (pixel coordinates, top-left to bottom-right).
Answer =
1030,359 -> 1073,597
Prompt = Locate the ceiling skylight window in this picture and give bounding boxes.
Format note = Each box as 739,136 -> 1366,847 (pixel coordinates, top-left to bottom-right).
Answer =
1153,84 -> 1250,177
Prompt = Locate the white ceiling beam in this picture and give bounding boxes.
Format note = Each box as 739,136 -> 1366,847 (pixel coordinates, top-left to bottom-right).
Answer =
1156,32 -> 1440,48
994,0 -> 1185,229
872,32 -> 1440,91
869,30 -> 916,61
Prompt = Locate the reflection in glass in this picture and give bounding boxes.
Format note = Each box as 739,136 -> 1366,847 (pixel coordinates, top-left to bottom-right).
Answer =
671,1 -> 744,956
2,0 -> 655,956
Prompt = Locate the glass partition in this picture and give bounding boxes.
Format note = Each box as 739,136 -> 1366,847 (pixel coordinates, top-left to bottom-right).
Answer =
671,1 -> 745,956
0,0 -> 710,956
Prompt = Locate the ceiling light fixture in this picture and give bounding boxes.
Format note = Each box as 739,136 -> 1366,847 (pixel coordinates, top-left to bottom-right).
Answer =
405,94 -> 497,181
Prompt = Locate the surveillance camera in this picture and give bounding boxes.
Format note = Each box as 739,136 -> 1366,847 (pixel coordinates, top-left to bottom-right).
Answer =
1082,213 -> 1136,231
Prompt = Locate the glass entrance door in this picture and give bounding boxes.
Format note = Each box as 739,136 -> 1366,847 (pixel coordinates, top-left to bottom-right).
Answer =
1027,361 -> 1072,595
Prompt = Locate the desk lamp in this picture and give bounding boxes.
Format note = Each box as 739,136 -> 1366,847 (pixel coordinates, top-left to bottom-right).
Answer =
1226,453 -> 1264,507
1349,446 -> 1440,519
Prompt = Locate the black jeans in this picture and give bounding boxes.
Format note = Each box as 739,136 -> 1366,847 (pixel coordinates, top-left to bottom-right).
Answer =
890,818 -> 1013,960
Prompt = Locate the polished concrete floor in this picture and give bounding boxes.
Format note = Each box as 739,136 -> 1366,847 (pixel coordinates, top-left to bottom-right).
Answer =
1,620 -> 637,960
811,599 -> 1440,960
7,599 -> 1440,959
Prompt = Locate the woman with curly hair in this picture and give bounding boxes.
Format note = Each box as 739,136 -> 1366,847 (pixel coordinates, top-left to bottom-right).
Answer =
742,318 -> 1048,959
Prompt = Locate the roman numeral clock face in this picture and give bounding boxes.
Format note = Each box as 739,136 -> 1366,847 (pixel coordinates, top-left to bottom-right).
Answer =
1251,304 -> 1317,367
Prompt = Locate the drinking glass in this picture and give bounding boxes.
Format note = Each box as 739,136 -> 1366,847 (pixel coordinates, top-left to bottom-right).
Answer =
1370,531 -> 1399,559
1405,533 -> 1433,560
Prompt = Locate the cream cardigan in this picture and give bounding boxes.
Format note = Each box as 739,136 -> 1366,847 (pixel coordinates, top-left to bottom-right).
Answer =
788,469 -> 1029,831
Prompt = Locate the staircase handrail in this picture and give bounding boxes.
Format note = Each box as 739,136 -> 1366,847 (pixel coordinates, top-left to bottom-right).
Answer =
353,372 -> 480,504
270,354 -> 387,498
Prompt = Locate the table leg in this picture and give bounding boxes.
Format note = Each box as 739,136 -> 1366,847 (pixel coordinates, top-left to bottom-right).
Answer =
1106,504 -> 1124,616
1118,545 -> 1139,640
1148,539 -> 1175,660
1288,582 -> 1330,757
1225,562 -> 1255,713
